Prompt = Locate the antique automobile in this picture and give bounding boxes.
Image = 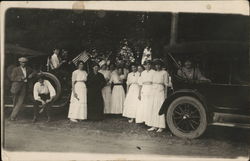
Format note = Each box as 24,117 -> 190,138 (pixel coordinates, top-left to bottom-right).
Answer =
4,44 -> 74,110
159,41 -> 250,139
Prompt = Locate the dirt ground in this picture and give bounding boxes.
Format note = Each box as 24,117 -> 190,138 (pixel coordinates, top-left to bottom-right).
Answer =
3,108 -> 250,159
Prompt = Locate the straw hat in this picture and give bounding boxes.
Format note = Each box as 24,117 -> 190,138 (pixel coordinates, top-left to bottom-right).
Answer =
18,57 -> 28,63
99,60 -> 106,67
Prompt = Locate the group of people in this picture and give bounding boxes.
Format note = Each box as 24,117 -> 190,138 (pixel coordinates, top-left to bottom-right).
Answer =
9,47 -> 210,134
67,58 -> 172,133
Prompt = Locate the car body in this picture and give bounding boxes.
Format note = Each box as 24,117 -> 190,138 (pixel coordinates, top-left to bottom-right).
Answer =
159,41 -> 250,139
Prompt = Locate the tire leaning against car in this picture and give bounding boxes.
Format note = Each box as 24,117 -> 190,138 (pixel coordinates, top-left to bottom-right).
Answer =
166,96 -> 207,139
40,72 -> 62,102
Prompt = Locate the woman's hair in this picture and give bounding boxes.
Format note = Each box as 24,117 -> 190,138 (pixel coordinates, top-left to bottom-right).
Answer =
137,64 -> 145,70
92,62 -> 100,68
77,60 -> 84,68
130,62 -> 137,69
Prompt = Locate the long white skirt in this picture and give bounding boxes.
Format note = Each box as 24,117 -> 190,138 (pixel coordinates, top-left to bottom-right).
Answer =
110,85 -> 125,114
135,99 -> 143,123
68,82 -> 87,120
140,85 -> 154,124
102,85 -> 112,114
146,84 -> 166,128
123,84 -> 140,118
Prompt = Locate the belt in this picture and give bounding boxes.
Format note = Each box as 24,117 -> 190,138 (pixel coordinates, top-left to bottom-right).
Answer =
143,82 -> 152,85
113,83 -> 123,86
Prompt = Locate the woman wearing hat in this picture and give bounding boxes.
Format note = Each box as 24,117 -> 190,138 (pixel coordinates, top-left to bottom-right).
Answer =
123,63 -> 140,123
68,61 -> 88,122
86,62 -> 106,120
146,59 -> 170,132
138,60 -> 155,125
98,60 -> 112,114
10,57 -> 35,121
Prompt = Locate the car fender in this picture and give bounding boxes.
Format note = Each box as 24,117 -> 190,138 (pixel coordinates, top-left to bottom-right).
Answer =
159,89 -> 210,120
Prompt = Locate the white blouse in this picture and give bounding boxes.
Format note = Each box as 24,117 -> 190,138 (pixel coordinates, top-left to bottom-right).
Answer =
152,70 -> 169,86
110,71 -> 125,84
126,72 -> 140,86
72,70 -> 87,82
138,69 -> 155,86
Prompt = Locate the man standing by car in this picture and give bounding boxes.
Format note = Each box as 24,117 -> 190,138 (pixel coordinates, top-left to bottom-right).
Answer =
10,57 -> 35,121
33,73 -> 56,122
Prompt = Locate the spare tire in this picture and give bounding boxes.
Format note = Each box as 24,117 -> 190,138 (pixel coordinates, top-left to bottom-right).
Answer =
36,72 -> 62,102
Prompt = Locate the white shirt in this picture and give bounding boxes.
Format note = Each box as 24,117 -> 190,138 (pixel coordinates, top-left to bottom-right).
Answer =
110,71 -> 125,84
50,53 -> 60,69
72,70 -> 87,82
20,66 -> 27,82
33,80 -> 56,101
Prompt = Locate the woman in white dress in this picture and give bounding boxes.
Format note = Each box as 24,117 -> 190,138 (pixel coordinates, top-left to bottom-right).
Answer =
147,59 -> 170,132
110,67 -> 126,114
123,63 -> 140,123
138,60 -> 155,125
99,60 -> 112,114
68,61 -> 88,122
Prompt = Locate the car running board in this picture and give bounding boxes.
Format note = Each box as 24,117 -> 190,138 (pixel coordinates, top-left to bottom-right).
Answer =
212,112 -> 250,129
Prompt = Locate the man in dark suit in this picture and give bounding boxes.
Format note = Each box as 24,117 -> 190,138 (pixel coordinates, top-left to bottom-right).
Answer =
10,57 -> 35,121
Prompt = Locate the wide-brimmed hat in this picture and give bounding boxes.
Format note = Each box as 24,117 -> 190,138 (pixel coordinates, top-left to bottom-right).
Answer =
18,57 -> 28,63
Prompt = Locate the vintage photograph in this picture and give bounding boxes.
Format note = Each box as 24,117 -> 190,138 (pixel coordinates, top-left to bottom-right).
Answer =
1,1 -> 250,160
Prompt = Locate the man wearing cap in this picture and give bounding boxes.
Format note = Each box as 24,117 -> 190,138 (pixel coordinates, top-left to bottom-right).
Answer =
10,57 -> 35,121
33,73 -> 56,122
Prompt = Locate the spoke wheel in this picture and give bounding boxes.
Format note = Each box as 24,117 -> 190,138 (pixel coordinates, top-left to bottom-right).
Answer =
166,96 -> 207,139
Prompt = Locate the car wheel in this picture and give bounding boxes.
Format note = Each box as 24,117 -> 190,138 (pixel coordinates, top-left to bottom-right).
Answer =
166,96 -> 207,139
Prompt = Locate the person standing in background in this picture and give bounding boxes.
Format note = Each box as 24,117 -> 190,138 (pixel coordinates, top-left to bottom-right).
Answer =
99,60 -> 112,114
123,63 -> 140,123
10,57 -> 35,121
49,48 -> 66,70
86,63 -> 106,120
68,61 -> 88,123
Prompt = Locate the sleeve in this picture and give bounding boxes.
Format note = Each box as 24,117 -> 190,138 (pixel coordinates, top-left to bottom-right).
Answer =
33,83 -> 40,101
163,72 -> 169,87
72,71 -> 77,82
126,74 -> 131,85
83,71 -> 87,82
11,68 -> 22,82
46,80 -> 56,98
109,74 -> 113,84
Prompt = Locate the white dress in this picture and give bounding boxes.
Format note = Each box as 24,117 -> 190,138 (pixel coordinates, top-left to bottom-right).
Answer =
135,74 -> 143,123
110,71 -> 125,114
146,70 -> 169,128
123,72 -> 140,119
68,70 -> 88,120
99,69 -> 112,114
138,69 -> 155,124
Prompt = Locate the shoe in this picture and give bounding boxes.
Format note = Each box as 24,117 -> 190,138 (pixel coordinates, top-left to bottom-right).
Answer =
70,119 -> 78,123
156,128 -> 164,133
128,119 -> 133,123
147,127 -> 157,131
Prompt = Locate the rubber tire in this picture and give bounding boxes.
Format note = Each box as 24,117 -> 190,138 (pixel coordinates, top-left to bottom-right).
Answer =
166,96 -> 207,139
40,72 -> 62,102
